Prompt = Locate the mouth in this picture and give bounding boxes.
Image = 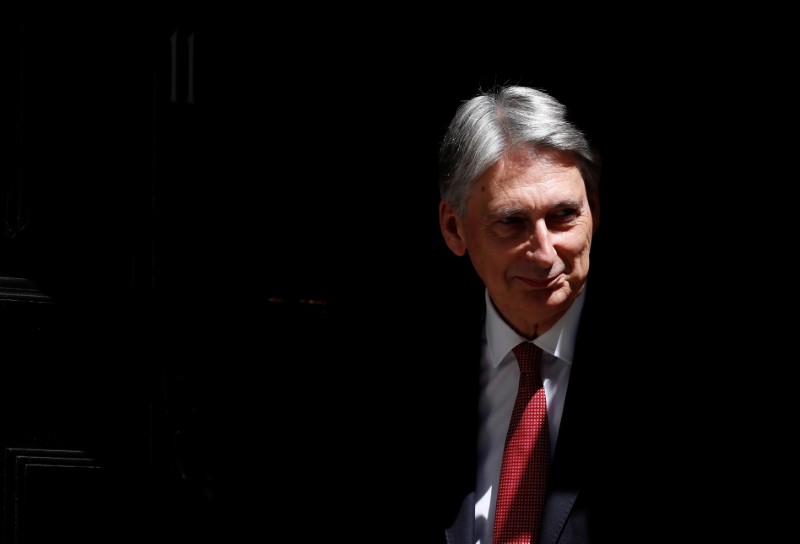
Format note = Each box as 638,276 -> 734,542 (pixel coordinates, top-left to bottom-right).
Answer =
517,274 -> 563,290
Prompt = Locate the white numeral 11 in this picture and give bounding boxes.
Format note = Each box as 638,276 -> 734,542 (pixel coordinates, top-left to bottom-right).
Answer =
170,30 -> 194,104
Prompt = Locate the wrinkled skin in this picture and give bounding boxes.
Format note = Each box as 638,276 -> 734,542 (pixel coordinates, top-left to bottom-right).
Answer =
439,147 -> 599,339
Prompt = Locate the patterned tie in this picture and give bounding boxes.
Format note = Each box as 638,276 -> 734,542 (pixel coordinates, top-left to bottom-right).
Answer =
493,341 -> 550,544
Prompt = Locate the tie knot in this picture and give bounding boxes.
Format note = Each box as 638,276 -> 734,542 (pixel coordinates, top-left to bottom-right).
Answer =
512,341 -> 543,378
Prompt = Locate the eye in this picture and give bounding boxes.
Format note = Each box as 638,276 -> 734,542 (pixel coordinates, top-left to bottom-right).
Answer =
551,207 -> 579,222
493,215 -> 528,237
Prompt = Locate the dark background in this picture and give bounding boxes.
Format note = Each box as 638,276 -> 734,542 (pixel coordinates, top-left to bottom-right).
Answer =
2,15 -> 795,543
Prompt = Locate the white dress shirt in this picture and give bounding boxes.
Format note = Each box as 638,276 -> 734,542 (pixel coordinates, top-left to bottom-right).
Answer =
473,287 -> 586,544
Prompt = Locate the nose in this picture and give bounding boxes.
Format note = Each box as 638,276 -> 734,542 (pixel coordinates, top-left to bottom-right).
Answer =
524,221 -> 556,265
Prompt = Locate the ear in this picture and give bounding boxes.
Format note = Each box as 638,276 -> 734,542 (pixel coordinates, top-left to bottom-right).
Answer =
439,199 -> 468,257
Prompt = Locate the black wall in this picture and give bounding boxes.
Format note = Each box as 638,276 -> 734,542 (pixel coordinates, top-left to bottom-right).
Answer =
2,15 -> 795,543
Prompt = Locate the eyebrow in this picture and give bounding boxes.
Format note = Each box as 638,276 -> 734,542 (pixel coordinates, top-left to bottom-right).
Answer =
487,206 -> 529,220
487,199 -> 584,220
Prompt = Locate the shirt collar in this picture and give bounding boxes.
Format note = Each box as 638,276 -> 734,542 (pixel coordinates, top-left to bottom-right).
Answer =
484,285 -> 587,368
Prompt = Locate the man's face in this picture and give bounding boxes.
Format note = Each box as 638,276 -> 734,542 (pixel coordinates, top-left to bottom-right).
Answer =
439,148 -> 598,338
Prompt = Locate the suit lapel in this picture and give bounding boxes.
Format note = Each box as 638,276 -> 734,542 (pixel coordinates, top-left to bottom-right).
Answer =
539,284 -> 602,543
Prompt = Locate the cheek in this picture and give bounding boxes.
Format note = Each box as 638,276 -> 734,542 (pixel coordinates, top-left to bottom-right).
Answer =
470,241 -> 517,279
558,232 -> 593,267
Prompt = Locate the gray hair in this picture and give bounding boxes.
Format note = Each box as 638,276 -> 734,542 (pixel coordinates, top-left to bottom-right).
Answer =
438,85 -> 601,217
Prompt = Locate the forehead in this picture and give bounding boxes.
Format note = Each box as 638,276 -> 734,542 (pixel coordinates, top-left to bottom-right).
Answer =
473,148 -> 586,202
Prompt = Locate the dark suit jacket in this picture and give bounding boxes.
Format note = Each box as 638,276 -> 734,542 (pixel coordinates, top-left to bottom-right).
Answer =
431,268 -> 623,544
366,254 -> 672,544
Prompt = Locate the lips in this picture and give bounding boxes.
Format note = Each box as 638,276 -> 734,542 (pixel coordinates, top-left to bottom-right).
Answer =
517,275 -> 562,289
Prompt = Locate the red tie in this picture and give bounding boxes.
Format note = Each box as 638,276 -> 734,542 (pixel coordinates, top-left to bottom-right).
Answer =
493,342 -> 550,544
